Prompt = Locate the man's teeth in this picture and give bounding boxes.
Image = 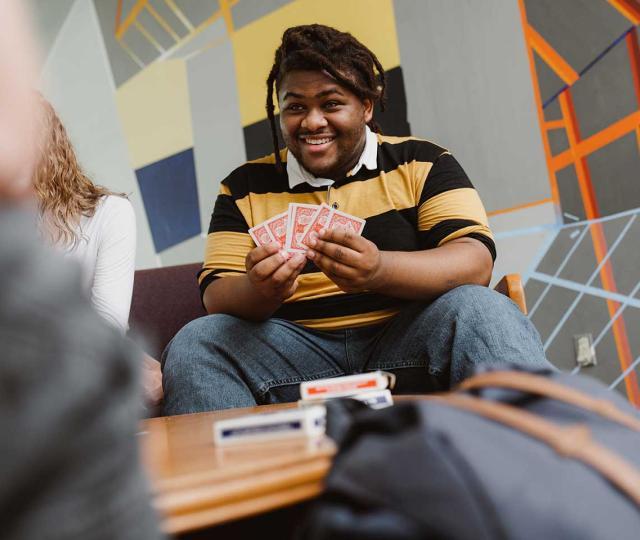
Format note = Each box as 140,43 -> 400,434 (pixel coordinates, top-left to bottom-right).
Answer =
303,137 -> 333,145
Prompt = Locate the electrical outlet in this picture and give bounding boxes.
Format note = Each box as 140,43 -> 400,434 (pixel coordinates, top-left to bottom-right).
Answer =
574,333 -> 597,367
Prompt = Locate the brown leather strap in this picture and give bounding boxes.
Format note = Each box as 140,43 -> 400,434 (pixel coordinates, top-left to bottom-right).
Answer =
457,371 -> 640,432
433,394 -> 640,508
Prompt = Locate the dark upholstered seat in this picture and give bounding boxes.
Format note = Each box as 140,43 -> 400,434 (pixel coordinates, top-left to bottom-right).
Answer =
128,262 -> 205,359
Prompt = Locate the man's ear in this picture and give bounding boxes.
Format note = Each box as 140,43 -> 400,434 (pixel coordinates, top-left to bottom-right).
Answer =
363,98 -> 374,123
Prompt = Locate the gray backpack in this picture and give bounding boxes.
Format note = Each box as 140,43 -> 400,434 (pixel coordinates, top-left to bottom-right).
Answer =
300,366 -> 640,539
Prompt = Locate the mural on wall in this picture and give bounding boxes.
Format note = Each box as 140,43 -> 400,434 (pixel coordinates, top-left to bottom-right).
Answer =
519,0 -> 640,406
94,0 -> 410,256
31,0 -> 640,404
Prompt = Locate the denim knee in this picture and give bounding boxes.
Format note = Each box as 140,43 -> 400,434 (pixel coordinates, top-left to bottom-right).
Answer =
162,313 -> 236,376
434,285 -> 521,323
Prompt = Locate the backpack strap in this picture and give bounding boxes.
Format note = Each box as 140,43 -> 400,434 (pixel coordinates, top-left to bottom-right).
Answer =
457,371 -> 640,432
433,394 -> 640,508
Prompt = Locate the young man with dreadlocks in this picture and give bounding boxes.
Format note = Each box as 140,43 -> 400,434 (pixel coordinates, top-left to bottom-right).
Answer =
162,24 -> 551,415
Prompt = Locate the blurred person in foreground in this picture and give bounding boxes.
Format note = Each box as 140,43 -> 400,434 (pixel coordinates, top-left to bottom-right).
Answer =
0,1 -> 162,538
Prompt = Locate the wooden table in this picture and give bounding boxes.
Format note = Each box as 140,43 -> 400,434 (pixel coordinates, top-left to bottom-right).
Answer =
139,403 -> 337,535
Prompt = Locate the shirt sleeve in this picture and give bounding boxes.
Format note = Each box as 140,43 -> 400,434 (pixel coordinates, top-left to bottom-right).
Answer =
198,182 -> 253,300
91,197 -> 136,332
417,152 -> 496,260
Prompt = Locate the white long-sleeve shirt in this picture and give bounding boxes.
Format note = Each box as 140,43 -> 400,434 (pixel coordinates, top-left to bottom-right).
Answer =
63,195 -> 136,332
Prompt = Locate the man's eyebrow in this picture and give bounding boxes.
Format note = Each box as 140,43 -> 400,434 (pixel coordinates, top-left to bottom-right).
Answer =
282,91 -> 304,101
282,87 -> 345,101
315,87 -> 345,98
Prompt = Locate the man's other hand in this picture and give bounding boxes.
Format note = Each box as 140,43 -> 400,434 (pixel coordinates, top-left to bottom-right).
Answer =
306,227 -> 388,293
142,353 -> 163,407
245,243 -> 307,302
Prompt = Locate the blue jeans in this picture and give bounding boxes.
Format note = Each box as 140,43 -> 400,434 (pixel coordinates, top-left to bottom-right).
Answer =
162,285 -> 551,415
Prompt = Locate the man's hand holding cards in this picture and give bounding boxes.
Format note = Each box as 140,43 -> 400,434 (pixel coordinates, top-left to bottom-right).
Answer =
248,202 -> 365,253
247,203 -> 377,294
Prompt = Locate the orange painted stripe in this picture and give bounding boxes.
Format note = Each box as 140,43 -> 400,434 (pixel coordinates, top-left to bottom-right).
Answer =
116,0 -> 149,40
628,28 -> 640,155
219,0 -> 234,34
627,29 -> 640,106
487,198 -> 553,217
115,0 -> 123,34
521,1 -> 640,406
607,0 -> 640,24
589,223 -> 640,407
558,89 -> 599,219
560,89 -> 640,405
526,24 -> 580,85
544,120 -> 565,130
551,109 -> 640,170
518,0 -> 560,207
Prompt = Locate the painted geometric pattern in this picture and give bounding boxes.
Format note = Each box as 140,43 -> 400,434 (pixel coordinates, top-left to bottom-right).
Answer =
520,0 -> 640,406
136,148 -> 201,252
27,0 -> 633,406
100,0 -> 411,255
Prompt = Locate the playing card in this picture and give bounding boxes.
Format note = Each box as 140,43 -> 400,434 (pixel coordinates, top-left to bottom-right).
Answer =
325,209 -> 366,236
264,211 -> 289,248
213,405 -> 326,446
300,371 -> 395,400
248,222 -> 276,247
299,203 -> 334,248
286,203 -> 320,252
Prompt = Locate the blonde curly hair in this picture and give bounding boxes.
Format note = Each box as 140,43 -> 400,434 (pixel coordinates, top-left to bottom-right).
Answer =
34,95 -> 125,247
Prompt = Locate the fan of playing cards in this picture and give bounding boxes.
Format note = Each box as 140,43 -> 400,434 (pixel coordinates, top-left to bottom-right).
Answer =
249,203 -> 366,253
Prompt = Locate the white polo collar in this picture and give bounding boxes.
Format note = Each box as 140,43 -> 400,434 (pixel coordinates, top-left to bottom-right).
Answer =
287,126 -> 378,189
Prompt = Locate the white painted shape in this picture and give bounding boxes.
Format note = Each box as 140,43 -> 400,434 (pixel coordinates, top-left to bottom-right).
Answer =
489,201 -> 557,234
159,234 -> 206,266
187,40 -> 246,233
40,0 -> 157,269
490,229 -> 556,289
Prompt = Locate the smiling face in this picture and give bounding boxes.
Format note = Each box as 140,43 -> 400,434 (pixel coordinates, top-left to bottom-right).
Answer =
278,70 -> 373,180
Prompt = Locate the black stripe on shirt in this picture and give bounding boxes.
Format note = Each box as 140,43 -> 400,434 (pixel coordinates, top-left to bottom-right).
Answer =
417,219 -> 496,260
198,269 -> 244,299
378,139 -> 446,171
273,292 -> 406,321
419,153 -> 474,206
207,194 -> 249,234
222,138 -> 451,200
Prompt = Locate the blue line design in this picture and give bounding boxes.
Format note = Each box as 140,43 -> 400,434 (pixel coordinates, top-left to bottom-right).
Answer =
609,355 -> 640,390
542,26 -> 634,109
522,227 -> 560,286
523,208 -> 640,287
575,206 -> 640,224
540,214 -> 638,350
531,272 -> 640,309
572,279 -> 640,376
593,279 -> 640,349
493,223 -> 558,240
528,225 -> 589,318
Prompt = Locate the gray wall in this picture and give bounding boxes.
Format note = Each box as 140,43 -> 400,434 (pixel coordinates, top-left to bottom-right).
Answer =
394,0 -> 550,211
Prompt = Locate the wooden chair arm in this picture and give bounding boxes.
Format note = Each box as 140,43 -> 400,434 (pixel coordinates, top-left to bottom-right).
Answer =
493,274 -> 527,315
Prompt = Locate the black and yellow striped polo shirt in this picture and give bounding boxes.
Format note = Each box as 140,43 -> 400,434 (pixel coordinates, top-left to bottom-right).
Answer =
199,134 -> 495,330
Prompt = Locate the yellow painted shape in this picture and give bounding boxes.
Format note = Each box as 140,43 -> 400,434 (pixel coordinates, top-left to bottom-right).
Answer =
115,59 -> 193,169
232,0 -> 401,127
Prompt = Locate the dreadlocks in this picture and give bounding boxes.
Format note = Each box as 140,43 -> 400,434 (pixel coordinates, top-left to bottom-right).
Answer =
265,24 -> 386,171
